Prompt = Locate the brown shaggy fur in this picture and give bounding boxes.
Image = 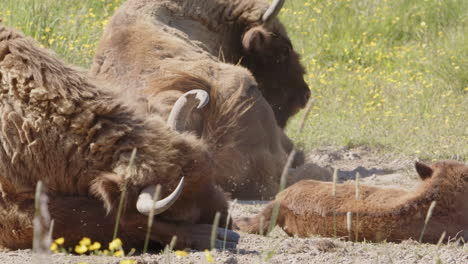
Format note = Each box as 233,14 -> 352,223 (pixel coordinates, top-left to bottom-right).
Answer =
0,25 -> 236,250
96,0 -> 310,128
92,5 -> 305,199
236,160 -> 468,243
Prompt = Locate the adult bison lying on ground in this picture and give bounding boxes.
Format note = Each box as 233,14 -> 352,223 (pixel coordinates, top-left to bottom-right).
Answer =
237,160 -> 468,243
101,0 -> 310,128
92,0 -> 308,199
0,25 -> 239,250
92,0 -> 310,128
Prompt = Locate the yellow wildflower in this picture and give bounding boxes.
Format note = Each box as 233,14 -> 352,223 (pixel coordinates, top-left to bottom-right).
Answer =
75,244 -> 88,254
113,250 -> 124,257
119,260 -> 136,264
204,249 -> 215,263
79,237 -> 92,246
175,250 -> 188,257
50,243 -> 58,253
54,237 -> 65,245
89,241 -> 101,251
44,27 -> 51,33
109,238 -> 123,251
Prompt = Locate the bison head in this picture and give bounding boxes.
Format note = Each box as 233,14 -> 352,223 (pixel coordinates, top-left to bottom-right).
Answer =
240,0 -> 310,128
136,89 -> 209,216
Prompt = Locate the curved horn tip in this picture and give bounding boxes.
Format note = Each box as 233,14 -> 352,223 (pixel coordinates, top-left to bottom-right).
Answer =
185,89 -> 209,109
136,177 -> 185,216
167,89 -> 209,132
262,0 -> 286,24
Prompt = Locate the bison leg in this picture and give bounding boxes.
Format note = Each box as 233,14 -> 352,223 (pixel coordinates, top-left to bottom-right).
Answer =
234,201 -> 279,235
152,223 -> 240,250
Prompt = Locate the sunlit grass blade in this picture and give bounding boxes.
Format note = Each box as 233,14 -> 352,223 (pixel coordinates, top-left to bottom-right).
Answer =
210,212 -> 221,250
355,172 -> 360,241
113,148 -> 137,240
32,181 -> 53,264
222,199 -> 237,251
267,99 -> 314,235
419,201 -> 437,242
143,184 -> 161,254
332,168 -> 338,238
346,212 -> 352,240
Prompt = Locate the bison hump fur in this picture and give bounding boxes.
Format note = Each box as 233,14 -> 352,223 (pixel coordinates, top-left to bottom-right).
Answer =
0,25 -> 238,250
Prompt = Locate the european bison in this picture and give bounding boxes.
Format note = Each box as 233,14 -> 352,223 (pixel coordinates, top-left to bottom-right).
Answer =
93,0 -> 310,128
236,160 -> 468,243
0,25 -> 239,250
92,2 -> 306,199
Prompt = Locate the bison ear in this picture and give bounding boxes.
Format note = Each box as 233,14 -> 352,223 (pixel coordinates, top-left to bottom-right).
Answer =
91,173 -> 123,214
242,26 -> 271,54
415,162 -> 434,180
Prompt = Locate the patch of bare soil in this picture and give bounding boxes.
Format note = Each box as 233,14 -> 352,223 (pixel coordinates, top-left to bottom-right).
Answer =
0,147 -> 466,264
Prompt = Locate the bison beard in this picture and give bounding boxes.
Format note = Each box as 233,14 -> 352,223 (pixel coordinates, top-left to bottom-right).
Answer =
0,25 -> 239,250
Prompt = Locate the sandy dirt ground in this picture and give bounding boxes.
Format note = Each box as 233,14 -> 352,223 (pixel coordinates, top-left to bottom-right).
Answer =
0,147 -> 466,263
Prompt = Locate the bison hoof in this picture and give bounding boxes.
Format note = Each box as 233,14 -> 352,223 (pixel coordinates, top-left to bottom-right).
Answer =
183,224 -> 240,250
214,228 -> 240,249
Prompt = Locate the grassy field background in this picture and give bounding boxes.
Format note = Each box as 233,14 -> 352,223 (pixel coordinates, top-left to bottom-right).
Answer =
1,0 -> 466,161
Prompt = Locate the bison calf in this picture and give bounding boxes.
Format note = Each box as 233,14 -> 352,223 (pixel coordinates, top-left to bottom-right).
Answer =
0,25 -> 238,250
236,160 -> 468,243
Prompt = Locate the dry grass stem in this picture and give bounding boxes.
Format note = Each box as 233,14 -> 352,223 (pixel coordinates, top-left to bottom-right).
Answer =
332,168 -> 338,237
113,148 -> 137,240
436,231 -> 446,248
346,212 -> 352,240
143,184 -> 161,254
162,236 -> 177,263
355,172 -> 360,241
32,181 -> 52,263
268,99 -> 314,235
210,212 -> 221,250
419,201 -> 437,242
223,199 -> 237,251
259,216 -> 265,237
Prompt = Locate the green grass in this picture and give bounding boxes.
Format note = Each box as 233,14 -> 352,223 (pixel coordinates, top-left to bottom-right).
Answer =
282,0 -> 467,160
1,0 -> 466,160
0,0 -> 121,66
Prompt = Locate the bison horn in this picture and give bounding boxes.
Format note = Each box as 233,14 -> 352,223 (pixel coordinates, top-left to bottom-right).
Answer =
167,89 -> 209,132
262,0 -> 285,25
136,177 -> 185,216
